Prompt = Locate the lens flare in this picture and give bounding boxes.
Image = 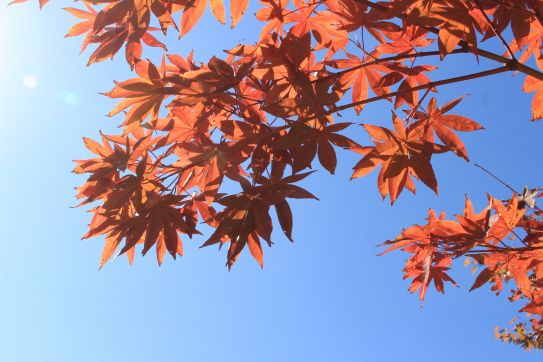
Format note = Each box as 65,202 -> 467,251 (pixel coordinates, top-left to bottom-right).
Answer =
22,75 -> 38,89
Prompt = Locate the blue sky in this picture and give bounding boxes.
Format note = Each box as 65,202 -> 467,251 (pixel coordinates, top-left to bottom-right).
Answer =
0,2 -> 542,361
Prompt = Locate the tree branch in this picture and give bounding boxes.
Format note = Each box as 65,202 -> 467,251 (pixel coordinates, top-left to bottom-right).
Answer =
325,65 -> 510,115
356,0 -> 543,81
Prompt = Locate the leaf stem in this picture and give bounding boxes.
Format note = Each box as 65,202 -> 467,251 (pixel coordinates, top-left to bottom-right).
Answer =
473,0 -> 517,61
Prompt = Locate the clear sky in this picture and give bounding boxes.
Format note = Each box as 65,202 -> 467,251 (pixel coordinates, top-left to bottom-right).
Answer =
0,2 -> 542,361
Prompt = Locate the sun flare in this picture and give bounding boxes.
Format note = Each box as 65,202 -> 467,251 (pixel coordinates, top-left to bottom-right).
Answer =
22,75 -> 38,89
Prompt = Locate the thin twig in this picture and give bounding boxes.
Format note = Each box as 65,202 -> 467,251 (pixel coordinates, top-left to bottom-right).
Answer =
316,48 -> 469,84
473,163 -> 519,195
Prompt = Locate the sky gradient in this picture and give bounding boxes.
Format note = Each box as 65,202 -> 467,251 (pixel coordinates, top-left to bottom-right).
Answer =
0,2 -> 542,361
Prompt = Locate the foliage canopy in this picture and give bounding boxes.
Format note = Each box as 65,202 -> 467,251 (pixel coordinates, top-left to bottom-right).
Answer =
18,0 -> 543,350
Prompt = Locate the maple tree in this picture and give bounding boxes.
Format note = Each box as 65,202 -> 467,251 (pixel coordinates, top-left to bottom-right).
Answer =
18,0 -> 543,350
